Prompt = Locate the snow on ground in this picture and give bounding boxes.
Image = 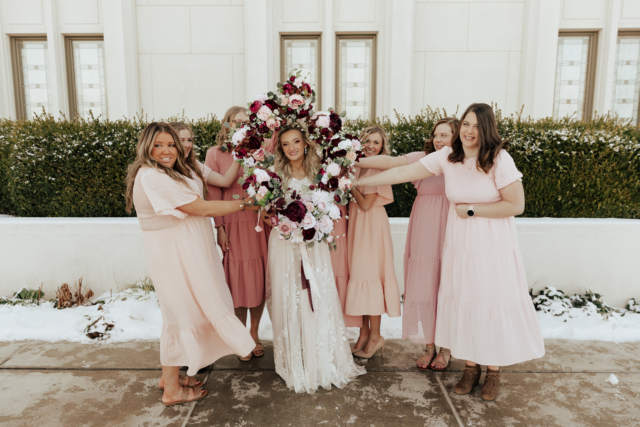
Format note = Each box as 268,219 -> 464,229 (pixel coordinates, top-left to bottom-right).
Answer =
1,289 -> 639,343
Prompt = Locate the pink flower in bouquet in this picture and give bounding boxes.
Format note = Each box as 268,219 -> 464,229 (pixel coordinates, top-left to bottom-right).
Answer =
338,176 -> 352,191
256,94 -> 268,103
252,147 -> 266,162
301,212 -> 317,229
346,150 -> 357,162
352,139 -> 362,150
232,128 -> 247,145
278,95 -> 289,106
270,215 -> 279,227
254,169 -> 271,184
266,117 -> 280,130
327,235 -> 334,243
289,94 -> 304,109
256,185 -> 269,201
318,215 -> 334,234
304,201 -> 315,212
316,115 -> 330,128
316,200 -> 328,212
326,162 -> 341,177
257,105 -> 272,121
300,194 -> 312,204
278,220 -> 294,236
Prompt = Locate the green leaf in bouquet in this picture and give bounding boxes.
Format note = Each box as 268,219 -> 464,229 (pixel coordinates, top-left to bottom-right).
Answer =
232,194 -> 240,199
268,91 -> 274,97
307,241 -> 314,248
310,95 -> 316,104
277,82 -> 283,88
340,111 -> 347,117
220,145 -> 228,152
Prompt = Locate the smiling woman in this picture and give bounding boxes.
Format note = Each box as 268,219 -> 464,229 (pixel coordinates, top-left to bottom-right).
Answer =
124,122 -> 260,407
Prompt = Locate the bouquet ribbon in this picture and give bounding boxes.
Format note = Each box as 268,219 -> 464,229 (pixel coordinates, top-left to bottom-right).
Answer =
298,242 -> 322,317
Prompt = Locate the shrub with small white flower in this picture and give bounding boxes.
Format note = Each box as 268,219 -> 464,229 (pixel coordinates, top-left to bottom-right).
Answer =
627,298 -> 640,314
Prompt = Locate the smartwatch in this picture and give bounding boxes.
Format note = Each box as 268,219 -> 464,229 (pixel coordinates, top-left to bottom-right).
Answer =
467,205 -> 475,217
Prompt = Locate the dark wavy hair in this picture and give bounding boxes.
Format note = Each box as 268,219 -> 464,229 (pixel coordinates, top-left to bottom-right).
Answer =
424,117 -> 459,154
448,103 -> 509,173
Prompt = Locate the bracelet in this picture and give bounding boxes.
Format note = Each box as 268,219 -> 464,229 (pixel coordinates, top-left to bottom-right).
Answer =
240,203 -> 245,211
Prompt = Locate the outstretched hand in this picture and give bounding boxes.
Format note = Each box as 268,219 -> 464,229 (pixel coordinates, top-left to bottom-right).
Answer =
242,197 -> 261,211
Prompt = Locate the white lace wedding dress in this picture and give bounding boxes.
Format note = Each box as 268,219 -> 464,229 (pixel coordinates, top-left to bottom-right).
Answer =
266,177 -> 366,394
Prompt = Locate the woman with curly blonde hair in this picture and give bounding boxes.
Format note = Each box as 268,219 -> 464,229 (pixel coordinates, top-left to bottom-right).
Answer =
266,126 -> 365,394
125,122 -> 259,406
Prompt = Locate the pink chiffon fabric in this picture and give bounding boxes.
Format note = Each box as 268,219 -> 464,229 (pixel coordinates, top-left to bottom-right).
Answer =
330,205 -> 363,328
420,147 -> 545,366
205,146 -> 269,309
402,152 -> 449,344
133,167 -> 255,375
345,168 -> 401,317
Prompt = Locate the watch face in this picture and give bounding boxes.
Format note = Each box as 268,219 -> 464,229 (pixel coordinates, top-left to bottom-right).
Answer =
467,209 -> 474,217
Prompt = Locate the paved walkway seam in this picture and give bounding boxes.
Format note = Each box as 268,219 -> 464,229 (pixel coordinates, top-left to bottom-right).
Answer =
434,371 -> 465,427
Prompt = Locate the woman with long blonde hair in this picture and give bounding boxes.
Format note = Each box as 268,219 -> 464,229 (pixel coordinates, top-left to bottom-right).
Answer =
345,125 -> 401,359
204,107 -> 270,361
265,126 -> 365,394
126,122 -> 259,406
356,118 -> 459,371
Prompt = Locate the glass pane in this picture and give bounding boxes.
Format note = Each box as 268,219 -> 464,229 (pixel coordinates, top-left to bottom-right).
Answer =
337,38 -> 374,120
283,37 -> 319,103
612,35 -> 640,125
553,36 -> 591,120
72,40 -> 108,119
18,40 -> 53,119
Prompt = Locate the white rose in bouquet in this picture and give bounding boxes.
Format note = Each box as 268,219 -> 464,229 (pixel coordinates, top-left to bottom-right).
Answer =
232,128 -> 247,145
326,162 -> 341,177
301,212 -> 317,230
338,139 -> 353,150
328,203 -> 341,220
254,169 -> 271,184
257,105 -> 272,121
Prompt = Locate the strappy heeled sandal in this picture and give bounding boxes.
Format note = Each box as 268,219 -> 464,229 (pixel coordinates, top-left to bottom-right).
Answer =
238,352 -> 253,362
417,344 -> 437,370
162,387 -> 208,407
159,375 -> 203,390
429,347 -> 451,371
252,342 -> 265,358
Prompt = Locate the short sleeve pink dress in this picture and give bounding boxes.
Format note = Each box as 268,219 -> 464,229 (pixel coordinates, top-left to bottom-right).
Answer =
419,147 -> 545,366
330,205 -> 363,328
402,151 -> 449,344
345,168 -> 401,318
205,146 -> 269,309
133,167 -> 255,375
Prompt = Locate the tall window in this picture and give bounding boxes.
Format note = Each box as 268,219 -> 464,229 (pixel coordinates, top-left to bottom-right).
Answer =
10,37 -> 53,120
65,36 -> 108,120
281,34 -> 321,108
612,33 -> 640,125
336,34 -> 376,120
553,32 -> 598,121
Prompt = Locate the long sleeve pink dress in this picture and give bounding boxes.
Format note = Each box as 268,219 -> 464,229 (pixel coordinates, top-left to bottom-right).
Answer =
133,166 -> 255,375
345,168 -> 401,318
420,147 -> 545,366
402,151 -> 449,344
205,146 -> 269,309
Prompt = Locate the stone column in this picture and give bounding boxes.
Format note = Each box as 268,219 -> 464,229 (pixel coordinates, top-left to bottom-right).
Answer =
386,0 -> 414,118
594,0 -> 621,116
43,0 -> 67,118
244,0 -> 270,100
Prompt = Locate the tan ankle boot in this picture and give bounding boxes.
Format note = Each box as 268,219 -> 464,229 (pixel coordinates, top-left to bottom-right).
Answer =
454,363 -> 482,395
481,368 -> 500,401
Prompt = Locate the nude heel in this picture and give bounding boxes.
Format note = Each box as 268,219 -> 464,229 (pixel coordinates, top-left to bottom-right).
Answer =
353,337 -> 386,359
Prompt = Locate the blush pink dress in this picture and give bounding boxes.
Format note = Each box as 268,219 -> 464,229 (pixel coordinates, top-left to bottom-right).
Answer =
420,147 -> 545,366
330,205 -> 362,328
133,166 -> 255,375
205,146 -> 269,309
402,152 -> 449,344
345,168 -> 401,318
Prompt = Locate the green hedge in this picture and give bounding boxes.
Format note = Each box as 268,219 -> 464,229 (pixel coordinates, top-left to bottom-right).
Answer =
0,109 -> 639,218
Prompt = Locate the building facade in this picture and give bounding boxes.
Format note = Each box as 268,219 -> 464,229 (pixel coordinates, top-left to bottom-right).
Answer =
0,0 -> 639,124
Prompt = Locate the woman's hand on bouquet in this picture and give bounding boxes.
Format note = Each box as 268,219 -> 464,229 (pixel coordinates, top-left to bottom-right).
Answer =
242,197 -> 261,211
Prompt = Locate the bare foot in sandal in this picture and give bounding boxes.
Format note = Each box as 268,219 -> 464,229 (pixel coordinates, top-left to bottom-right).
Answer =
416,344 -> 436,370
252,342 -> 264,358
430,348 -> 451,371
162,386 -> 208,407
158,375 -> 202,390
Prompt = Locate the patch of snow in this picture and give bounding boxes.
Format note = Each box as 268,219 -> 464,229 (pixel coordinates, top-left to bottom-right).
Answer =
606,374 -> 619,385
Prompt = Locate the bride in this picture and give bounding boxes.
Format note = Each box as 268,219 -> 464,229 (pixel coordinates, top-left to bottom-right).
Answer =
265,125 -> 366,394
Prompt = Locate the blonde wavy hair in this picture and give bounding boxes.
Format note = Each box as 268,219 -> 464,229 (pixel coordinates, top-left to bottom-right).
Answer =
216,106 -> 247,146
359,125 -> 391,156
125,122 -> 205,213
274,126 -> 322,185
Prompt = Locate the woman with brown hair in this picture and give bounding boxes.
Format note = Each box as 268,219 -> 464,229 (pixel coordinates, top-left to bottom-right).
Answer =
125,122 -> 258,406
266,126 -> 365,394
354,104 -> 544,401
204,107 -> 270,361
345,125 -> 402,359
357,118 -> 458,371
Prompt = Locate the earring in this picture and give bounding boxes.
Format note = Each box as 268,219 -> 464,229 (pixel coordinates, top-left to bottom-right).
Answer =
304,146 -> 308,155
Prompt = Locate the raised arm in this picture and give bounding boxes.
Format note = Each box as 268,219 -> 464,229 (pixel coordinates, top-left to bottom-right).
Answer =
206,161 -> 241,188
177,196 -> 258,217
357,155 -> 408,170
455,181 -> 525,219
357,161 -> 433,187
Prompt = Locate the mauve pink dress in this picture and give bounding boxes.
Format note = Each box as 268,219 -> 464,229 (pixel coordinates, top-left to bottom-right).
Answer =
330,205 -> 363,328
421,147 -> 545,366
133,167 -> 255,375
402,152 -> 449,344
205,146 -> 269,309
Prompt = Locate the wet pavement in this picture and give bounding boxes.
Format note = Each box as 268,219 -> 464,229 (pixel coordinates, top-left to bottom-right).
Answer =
0,339 -> 638,426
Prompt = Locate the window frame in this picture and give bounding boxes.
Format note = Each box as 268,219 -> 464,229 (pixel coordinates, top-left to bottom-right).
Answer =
10,34 -> 48,121
335,32 -> 378,121
280,32 -> 322,109
613,30 -> 640,126
64,34 -> 106,120
554,30 -> 599,121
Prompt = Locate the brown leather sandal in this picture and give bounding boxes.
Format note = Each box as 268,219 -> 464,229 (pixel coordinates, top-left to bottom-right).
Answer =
416,344 -> 437,370
159,375 -> 203,390
238,352 -> 253,362
162,387 -> 208,407
429,348 -> 451,371
252,342 -> 265,358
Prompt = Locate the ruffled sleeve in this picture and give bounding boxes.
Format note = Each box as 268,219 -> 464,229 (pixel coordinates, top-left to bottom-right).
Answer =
419,147 -> 447,176
204,147 -> 224,227
494,150 -> 523,189
361,169 -> 393,206
404,151 -> 426,164
139,168 -> 199,219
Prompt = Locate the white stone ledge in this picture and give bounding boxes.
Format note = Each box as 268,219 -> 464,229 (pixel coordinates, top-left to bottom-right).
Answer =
1,217 -> 639,308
